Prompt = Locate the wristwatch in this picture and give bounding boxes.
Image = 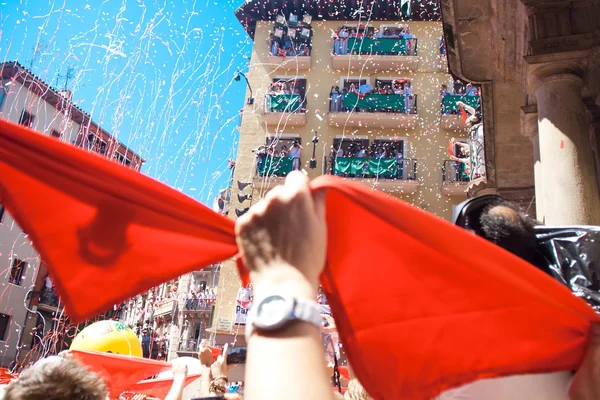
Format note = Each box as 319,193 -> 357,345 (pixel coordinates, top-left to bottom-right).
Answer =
245,294 -> 322,339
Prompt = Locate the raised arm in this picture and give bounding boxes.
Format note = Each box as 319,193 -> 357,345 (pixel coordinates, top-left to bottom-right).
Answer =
236,171 -> 332,400
456,100 -> 476,115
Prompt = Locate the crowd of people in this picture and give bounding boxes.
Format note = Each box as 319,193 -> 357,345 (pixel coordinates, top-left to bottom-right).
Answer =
440,82 -> 480,115
268,32 -> 311,57
254,140 -> 304,175
332,142 -> 403,160
332,25 -> 415,55
184,288 -> 217,311
330,79 -> 415,113
265,81 -> 306,113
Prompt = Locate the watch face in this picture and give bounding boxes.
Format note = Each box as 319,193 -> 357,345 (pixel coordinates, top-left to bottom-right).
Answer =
255,295 -> 293,330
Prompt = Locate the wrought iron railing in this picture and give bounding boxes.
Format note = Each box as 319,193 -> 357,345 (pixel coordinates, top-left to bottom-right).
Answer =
264,94 -> 307,114
333,37 -> 418,56
324,157 -> 417,180
329,93 -> 417,114
442,160 -> 470,183
39,286 -> 60,308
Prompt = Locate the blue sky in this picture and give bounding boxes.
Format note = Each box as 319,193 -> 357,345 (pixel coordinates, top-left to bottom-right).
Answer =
0,0 -> 252,204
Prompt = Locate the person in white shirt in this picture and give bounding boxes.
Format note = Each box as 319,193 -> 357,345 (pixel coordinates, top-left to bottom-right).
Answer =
355,146 -> 366,158
288,141 -> 303,171
404,81 -> 413,113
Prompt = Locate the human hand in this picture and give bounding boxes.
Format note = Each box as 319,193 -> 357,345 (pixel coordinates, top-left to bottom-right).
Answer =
456,101 -> 464,107
210,343 -> 229,379
235,171 -> 327,298
198,340 -> 213,367
171,362 -> 188,378
570,324 -> 600,400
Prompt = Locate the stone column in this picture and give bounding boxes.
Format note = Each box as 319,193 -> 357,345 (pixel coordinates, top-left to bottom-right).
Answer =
521,105 -> 544,222
529,64 -> 600,225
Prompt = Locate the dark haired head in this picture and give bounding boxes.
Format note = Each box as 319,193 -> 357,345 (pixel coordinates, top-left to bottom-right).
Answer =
479,202 -> 548,273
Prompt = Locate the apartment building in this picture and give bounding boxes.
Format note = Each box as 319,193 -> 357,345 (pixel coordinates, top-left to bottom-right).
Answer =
0,61 -> 143,367
206,0 -> 483,364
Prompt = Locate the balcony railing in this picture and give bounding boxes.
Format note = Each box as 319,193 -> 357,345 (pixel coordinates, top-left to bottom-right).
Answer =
329,93 -> 417,114
442,160 -> 470,183
441,95 -> 481,115
264,94 -> 307,114
256,156 -> 296,178
184,298 -> 215,311
326,157 -> 417,180
39,286 -> 60,308
334,37 -> 418,56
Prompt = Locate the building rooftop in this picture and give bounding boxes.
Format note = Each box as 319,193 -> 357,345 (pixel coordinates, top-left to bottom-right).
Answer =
1,61 -> 144,165
235,0 -> 441,39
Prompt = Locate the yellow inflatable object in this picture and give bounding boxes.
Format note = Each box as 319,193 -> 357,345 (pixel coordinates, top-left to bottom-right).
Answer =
70,320 -> 143,357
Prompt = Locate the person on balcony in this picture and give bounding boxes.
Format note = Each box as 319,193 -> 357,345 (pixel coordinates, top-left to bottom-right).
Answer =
404,82 -> 413,113
358,82 -> 373,95
331,86 -> 342,112
355,146 -> 366,158
280,145 -> 289,158
465,83 -> 478,96
288,140 -> 303,171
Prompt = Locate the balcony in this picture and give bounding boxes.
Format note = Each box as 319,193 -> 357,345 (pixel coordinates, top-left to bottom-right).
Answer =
263,94 -> 307,126
325,157 -> 419,193
252,156 -> 294,189
331,38 -> 419,72
441,160 -> 470,196
441,95 -> 481,131
327,93 -> 418,129
184,298 -> 214,314
38,286 -> 60,312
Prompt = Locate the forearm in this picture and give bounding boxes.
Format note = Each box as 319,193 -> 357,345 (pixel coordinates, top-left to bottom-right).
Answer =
462,104 -> 476,115
244,270 -> 333,400
164,374 -> 187,400
245,322 -> 332,400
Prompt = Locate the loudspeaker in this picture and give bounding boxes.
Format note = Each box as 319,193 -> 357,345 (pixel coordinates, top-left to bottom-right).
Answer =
309,159 -> 317,169
238,193 -> 252,203
235,208 -> 250,217
237,181 -> 252,191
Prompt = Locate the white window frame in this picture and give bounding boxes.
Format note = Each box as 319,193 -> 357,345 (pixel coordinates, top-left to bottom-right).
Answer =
335,134 -> 369,140
267,133 -> 301,140
339,76 -> 370,89
375,76 -> 411,83
379,24 -> 409,32
342,23 -> 373,30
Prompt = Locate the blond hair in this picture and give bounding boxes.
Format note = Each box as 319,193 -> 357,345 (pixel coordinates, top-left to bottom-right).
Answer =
345,379 -> 373,400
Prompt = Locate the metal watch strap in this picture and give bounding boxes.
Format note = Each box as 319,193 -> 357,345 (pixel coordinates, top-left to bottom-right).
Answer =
245,297 -> 322,339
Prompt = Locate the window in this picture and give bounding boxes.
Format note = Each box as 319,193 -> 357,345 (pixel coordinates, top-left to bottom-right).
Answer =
341,78 -> 367,92
115,152 -> 132,166
266,78 -> 307,113
50,129 -> 62,138
9,258 -> 26,286
19,110 -> 35,127
0,314 -> 9,341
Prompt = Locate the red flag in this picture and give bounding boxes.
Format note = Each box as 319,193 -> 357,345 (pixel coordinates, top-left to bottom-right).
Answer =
1,119 -> 599,399
459,103 -> 468,124
208,345 -> 223,360
124,374 -> 202,399
69,350 -> 171,398
0,120 -> 237,321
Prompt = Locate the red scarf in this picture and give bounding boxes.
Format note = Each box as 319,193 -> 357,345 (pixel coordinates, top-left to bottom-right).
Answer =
0,120 -> 597,400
